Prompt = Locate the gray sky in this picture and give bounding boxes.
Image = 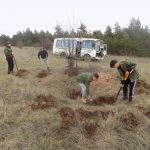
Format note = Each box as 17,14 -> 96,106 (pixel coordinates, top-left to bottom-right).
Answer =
0,0 -> 150,36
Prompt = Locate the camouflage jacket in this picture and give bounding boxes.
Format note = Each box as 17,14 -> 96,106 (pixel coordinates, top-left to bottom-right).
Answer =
76,72 -> 93,94
118,60 -> 139,81
4,47 -> 13,57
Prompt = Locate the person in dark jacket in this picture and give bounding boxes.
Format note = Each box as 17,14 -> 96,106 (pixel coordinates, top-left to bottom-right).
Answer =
4,42 -> 14,74
38,48 -> 49,72
110,59 -> 139,102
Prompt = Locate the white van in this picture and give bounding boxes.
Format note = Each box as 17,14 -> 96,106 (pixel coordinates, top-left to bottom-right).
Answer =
53,38 -> 107,61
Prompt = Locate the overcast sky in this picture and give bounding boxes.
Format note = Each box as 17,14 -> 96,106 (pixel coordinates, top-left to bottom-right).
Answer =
0,0 -> 150,36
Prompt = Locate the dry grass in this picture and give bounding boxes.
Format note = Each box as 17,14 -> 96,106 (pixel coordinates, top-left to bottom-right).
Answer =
0,47 -> 150,150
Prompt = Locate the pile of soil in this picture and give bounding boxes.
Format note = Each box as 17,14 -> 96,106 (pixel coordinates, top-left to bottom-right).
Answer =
37,72 -> 48,78
15,69 -> 29,77
76,108 -> 114,121
76,108 -> 99,121
59,107 -> 77,129
87,96 -> 116,105
136,80 -> 150,94
83,122 -> 97,138
91,73 -> 112,86
120,112 -> 139,130
31,94 -> 56,110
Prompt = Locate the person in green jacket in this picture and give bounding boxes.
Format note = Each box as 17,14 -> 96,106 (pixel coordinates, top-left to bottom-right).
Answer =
110,60 -> 139,102
76,72 -> 99,103
4,42 -> 14,74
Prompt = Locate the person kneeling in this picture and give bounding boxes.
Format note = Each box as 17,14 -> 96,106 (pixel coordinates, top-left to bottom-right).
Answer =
76,72 -> 99,103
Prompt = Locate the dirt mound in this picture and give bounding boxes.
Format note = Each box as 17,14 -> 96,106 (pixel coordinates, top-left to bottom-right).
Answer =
87,96 -> 116,105
76,108 -> 99,121
136,80 -> 150,94
31,94 -> 56,110
91,73 -> 112,86
121,112 -> 139,130
37,72 -> 48,78
83,122 -> 97,138
76,108 -> 114,121
59,107 -> 77,129
15,69 -> 29,77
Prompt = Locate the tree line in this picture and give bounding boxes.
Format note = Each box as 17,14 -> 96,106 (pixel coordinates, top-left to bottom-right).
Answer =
0,18 -> 150,57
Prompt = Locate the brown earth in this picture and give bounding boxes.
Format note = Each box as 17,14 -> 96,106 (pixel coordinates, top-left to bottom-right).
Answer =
36,72 -> 48,78
76,108 -> 115,121
15,69 -> 29,77
120,112 -> 139,130
31,94 -> 56,110
87,96 -> 116,105
83,122 -> 97,138
59,107 -> 77,129
76,108 -> 99,121
136,80 -> 150,94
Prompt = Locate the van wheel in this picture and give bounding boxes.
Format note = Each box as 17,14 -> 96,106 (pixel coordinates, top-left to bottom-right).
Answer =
84,54 -> 91,61
60,52 -> 66,57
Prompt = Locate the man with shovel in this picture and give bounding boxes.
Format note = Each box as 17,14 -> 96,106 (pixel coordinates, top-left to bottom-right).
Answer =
110,60 -> 139,102
38,48 -> 49,72
4,42 -> 14,74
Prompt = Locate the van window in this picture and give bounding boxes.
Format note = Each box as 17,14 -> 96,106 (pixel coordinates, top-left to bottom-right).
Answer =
56,40 -> 61,48
84,40 -> 95,49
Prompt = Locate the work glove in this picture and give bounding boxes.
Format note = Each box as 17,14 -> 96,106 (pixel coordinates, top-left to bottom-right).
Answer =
120,80 -> 126,85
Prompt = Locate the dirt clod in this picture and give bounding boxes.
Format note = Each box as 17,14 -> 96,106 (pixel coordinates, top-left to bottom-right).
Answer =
121,112 -> 139,130
37,72 -> 48,78
87,96 -> 116,105
15,69 -> 29,77
31,95 -> 56,110
59,107 -> 77,129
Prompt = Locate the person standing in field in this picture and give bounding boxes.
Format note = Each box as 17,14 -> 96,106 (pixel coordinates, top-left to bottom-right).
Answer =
4,42 -> 14,74
38,48 -> 49,72
110,60 -> 139,102
76,72 -> 99,103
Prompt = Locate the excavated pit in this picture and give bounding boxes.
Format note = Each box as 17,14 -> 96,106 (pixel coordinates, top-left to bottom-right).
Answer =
36,72 -> 48,78
87,96 -> 116,105
15,69 -> 29,77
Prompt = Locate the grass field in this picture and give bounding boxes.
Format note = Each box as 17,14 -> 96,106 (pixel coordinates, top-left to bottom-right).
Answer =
0,47 -> 150,150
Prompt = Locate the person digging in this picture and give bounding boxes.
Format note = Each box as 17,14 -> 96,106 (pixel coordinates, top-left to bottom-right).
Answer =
110,60 -> 139,102
38,48 -> 49,72
76,72 -> 99,103
4,42 -> 14,74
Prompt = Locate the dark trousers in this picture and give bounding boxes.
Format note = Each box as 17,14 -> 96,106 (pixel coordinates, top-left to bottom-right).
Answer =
6,57 -> 14,73
123,79 -> 137,98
